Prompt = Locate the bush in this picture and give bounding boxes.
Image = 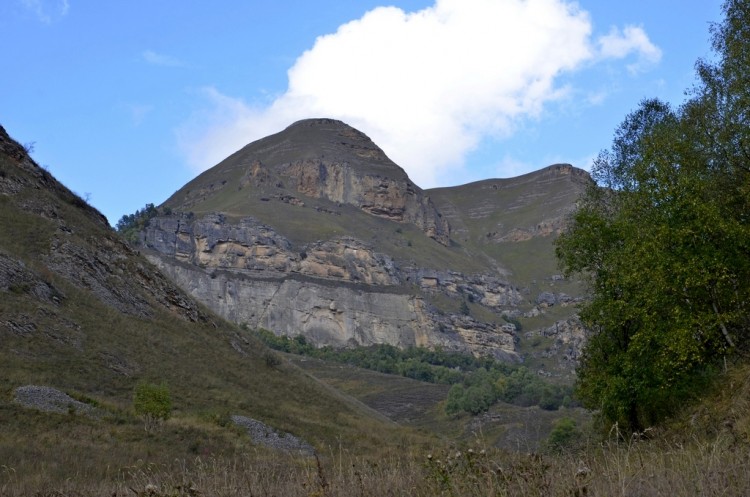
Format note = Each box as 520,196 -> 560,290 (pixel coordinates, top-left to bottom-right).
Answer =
264,350 -> 282,368
133,381 -> 172,432
544,417 -> 580,453
252,329 -> 573,416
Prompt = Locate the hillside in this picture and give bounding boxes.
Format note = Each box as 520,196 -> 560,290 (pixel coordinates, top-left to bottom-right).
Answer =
138,119 -> 590,375
0,124 -> 422,486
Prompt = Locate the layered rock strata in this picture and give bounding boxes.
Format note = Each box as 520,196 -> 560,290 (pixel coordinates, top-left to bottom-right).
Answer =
142,212 -> 520,360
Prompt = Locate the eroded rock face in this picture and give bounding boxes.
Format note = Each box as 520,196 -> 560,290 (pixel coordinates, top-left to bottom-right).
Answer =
280,159 -> 450,245
300,237 -> 401,285
164,119 -> 451,245
142,213 -> 520,360
524,316 -> 590,375
416,270 -> 523,309
142,213 -> 296,272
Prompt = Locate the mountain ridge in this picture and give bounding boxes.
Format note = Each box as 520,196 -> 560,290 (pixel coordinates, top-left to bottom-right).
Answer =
139,119 -> 590,373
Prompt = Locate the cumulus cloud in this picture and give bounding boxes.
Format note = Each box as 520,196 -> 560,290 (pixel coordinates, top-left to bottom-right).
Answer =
21,0 -> 69,24
597,25 -> 662,74
179,0 -> 660,187
142,50 -> 185,67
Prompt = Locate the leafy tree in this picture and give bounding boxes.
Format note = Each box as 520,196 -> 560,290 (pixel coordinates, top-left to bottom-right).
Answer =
133,381 -> 172,432
557,0 -> 750,431
445,384 -> 465,417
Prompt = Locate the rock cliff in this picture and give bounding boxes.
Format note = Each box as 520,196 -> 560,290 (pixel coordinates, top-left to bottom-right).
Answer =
142,211 -> 521,360
139,119 -> 591,369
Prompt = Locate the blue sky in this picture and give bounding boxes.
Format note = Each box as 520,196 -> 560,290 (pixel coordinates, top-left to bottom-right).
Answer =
1,0 -> 723,226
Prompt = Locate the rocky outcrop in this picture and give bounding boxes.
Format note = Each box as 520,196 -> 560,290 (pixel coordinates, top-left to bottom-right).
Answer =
146,251 -> 519,361
524,316 -> 590,375
143,213 -> 297,273
142,213 -> 401,284
142,212 -> 521,360
416,270 -> 523,309
0,251 -> 63,304
14,385 -> 102,417
280,158 -> 450,245
300,237 -> 401,285
231,415 -> 315,455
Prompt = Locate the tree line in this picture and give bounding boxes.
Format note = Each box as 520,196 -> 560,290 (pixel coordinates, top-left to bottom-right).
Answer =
255,329 -> 574,415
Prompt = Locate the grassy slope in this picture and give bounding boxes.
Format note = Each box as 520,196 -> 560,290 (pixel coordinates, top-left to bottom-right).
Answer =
286,355 -> 591,450
0,127 -> 427,487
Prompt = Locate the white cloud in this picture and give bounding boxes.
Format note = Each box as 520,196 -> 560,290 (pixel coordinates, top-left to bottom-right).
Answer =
21,0 -> 69,24
142,50 -> 185,67
179,0 -> 660,187
176,88 -> 290,172
597,25 -> 662,74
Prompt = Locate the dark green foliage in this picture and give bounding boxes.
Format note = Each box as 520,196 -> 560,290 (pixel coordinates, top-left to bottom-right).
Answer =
255,329 -> 485,383
446,367 -> 573,416
116,203 -> 159,243
556,0 -> 750,432
502,314 -> 522,332
255,329 -> 573,415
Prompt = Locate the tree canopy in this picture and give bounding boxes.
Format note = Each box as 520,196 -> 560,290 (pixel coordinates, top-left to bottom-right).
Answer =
556,0 -> 750,432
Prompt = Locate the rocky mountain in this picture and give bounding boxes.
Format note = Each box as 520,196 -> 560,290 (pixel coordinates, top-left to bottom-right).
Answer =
139,119 -> 591,375
0,123 -> 403,456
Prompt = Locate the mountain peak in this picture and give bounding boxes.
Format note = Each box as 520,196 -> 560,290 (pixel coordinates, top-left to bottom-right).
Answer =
242,117 -> 400,175
164,119 -> 451,244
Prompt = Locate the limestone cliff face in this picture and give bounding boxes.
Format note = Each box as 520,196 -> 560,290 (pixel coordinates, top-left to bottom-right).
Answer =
142,212 -> 520,361
280,158 -> 450,244
143,214 -> 297,272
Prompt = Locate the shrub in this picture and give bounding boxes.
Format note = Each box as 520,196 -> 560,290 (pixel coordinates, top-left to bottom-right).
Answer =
544,417 -> 580,453
133,381 -> 172,432
264,350 -> 282,368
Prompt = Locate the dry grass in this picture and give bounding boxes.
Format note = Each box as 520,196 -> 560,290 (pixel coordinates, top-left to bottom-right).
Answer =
2,432 -> 750,496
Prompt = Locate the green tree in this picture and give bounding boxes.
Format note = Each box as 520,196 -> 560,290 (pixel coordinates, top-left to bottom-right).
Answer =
445,384 -> 465,417
556,0 -> 750,432
133,381 -> 172,432
116,202 -> 160,244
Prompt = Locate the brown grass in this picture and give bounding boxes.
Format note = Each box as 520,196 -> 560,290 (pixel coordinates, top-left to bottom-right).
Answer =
3,434 -> 750,497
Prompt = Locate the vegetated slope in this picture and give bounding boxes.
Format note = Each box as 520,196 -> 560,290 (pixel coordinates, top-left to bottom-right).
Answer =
0,124 -> 419,480
427,164 -> 590,288
428,165 -> 591,373
137,119 -> 591,374
286,354 -> 590,451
